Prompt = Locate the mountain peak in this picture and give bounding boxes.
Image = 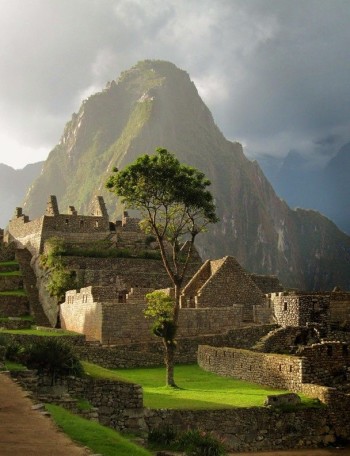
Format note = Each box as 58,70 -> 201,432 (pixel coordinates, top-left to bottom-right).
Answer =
21,61 -> 350,290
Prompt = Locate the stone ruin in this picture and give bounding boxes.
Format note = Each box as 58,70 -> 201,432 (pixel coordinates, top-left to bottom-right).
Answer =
1,194 -> 350,451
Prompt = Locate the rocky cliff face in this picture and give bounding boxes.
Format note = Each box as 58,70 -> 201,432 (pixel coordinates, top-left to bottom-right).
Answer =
22,60 -> 350,290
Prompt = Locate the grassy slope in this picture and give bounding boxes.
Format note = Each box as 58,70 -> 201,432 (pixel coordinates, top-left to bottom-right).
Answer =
46,404 -> 152,456
83,363 -> 318,409
0,328 -> 79,336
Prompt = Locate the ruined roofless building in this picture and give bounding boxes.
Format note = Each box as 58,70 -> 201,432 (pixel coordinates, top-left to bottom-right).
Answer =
5,195 -> 110,255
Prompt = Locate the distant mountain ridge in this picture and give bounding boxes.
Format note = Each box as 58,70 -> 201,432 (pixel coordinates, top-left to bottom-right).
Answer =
257,145 -> 350,235
0,162 -> 43,228
21,60 -> 350,290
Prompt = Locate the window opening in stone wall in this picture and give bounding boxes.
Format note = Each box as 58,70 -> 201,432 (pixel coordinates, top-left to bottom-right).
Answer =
95,220 -> 99,228
283,301 -> 288,311
342,344 -> 349,356
118,293 -> 126,303
65,219 -> 69,225
327,345 -> 333,356
289,365 -> 293,372
80,220 -> 84,228
279,364 -> 282,371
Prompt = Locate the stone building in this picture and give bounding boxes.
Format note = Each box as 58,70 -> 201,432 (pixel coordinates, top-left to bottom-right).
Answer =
180,256 -> 268,322
5,195 -> 110,255
60,255 -> 285,344
262,290 -> 350,329
60,285 -> 244,344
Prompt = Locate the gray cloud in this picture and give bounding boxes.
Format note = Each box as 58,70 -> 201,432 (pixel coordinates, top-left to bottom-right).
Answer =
0,0 -> 349,167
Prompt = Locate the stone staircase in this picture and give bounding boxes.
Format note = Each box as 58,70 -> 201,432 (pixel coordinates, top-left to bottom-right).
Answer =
15,249 -> 50,326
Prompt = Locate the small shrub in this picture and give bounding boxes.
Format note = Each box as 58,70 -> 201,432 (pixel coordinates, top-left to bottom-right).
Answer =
46,267 -> 77,301
145,235 -> 156,246
5,340 -> 25,362
139,250 -> 161,260
148,425 -> 177,446
25,338 -> 83,385
178,430 -> 227,456
76,398 -> 93,411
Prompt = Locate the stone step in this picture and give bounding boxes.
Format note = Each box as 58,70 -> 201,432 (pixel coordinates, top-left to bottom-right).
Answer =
0,295 -> 30,318
0,262 -> 20,273
0,276 -> 23,292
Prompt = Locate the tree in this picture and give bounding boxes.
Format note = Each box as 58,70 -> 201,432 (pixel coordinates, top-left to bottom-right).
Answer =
106,148 -> 218,386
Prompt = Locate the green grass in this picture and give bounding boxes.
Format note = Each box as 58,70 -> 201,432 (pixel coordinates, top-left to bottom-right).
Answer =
0,315 -> 34,322
0,270 -> 22,276
46,404 -> 152,456
4,360 -> 27,371
0,261 -> 18,266
82,363 -> 319,409
0,328 -> 79,337
0,290 -> 26,296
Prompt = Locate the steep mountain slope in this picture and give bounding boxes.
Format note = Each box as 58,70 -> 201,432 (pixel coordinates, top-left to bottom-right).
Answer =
0,161 -> 43,227
23,60 -> 350,290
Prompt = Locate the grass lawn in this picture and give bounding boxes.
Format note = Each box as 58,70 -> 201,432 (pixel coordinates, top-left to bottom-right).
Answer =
0,289 -> 27,296
82,362 -> 319,409
46,404 -> 152,456
0,328 -> 80,337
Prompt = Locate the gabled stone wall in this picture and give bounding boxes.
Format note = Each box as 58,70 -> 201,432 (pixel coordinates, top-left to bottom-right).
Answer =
181,256 -> 265,322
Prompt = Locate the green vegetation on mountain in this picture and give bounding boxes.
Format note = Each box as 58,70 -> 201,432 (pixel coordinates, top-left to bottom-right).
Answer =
22,60 -> 350,290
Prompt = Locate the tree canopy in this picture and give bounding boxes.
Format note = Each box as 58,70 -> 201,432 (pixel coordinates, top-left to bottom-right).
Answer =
106,148 -> 218,386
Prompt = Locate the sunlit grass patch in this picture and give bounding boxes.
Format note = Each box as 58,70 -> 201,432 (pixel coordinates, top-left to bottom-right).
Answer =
82,362 -> 318,409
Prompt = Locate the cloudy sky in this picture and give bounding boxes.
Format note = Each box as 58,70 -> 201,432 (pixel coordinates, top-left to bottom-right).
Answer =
0,0 -> 349,169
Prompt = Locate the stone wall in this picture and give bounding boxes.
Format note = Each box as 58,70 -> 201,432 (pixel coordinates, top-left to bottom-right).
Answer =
330,292 -> 350,325
63,256 -> 175,289
253,326 -> 321,354
13,369 -> 145,433
64,376 -> 144,432
61,288 -> 245,344
73,325 -> 277,368
269,292 -> 330,327
0,276 -> 23,292
0,241 -> 16,261
0,295 -> 29,317
198,345 -> 303,390
6,215 -> 44,255
144,407 -> 342,452
60,291 -> 103,342
300,341 -> 350,385
198,342 -> 350,393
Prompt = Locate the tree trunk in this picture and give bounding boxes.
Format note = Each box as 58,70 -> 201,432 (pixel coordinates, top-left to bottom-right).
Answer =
163,339 -> 177,387
164,282 -> 181,387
